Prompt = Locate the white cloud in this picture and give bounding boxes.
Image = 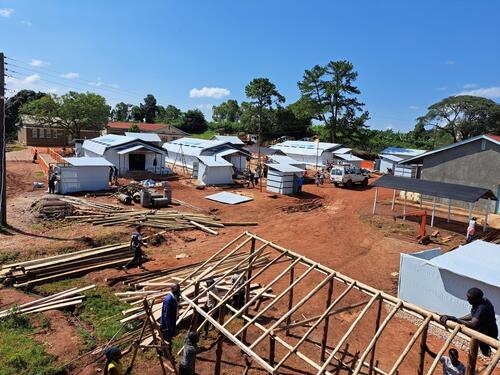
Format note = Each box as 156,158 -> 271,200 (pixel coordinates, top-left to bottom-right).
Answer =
458,86 -> 500,99
30,59 -> 48,67
20,20 -> 32,27
24,74 -> 41,84
5,73 -> 45,94
61,72 -> 80,79
0,8 -> 14,17
463,83 -> 478,89
189,87 -> 230,99
445,60 -> 455,65
408,105 -> 419,110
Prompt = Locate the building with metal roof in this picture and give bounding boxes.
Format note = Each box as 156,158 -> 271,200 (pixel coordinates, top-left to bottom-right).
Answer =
270,140 -> 352,167
124,132 -> 162,144
52,157 -> 113,194
107,121 -> 189,142
211,135 -> 245,146
266,163 -> 304,195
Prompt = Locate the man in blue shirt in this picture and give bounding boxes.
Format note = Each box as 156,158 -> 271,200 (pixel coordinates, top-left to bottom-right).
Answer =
160,283 -> 181,344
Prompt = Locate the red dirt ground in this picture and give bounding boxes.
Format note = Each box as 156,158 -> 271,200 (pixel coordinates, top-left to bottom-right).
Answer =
1,153 -> 495,374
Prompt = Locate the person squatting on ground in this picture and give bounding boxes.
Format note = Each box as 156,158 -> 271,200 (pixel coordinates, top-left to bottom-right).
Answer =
160,283 -> 181,345
178,331 -> 216,375
440,287 -> 498,356
424,345 -> 465,375
123,226 -> 147,270
103,340 -> 138,375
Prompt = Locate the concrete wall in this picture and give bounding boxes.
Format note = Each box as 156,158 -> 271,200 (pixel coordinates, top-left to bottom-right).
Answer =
19,127 -> 101,146
420,138 -> 500,212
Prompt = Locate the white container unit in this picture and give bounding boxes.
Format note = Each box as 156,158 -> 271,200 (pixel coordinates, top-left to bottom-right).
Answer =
55,157 -> 113,194
266,163 -> 304,195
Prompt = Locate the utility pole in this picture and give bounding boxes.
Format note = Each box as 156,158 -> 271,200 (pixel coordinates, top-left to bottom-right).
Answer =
0,52 -> 6,226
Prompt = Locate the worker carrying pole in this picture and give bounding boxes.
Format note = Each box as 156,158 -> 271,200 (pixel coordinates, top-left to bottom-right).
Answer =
123,226 -> 148,270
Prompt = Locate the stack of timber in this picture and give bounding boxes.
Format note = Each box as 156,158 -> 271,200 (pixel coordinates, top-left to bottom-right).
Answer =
59,196 -> 125,214
0,285 -> 95,318
66,210 -> 257,235
0,243 -> 133,288
30,196 -> 76,219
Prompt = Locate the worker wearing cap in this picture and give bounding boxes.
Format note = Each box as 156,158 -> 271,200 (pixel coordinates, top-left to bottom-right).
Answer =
103,340 -> 138,375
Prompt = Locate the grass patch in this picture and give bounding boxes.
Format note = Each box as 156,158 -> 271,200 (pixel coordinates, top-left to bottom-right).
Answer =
0,251 -> 20,264
190,130 -> 216,140
33,278 -> 88,296
0,314 -> 65,375
6,143 -> 28,152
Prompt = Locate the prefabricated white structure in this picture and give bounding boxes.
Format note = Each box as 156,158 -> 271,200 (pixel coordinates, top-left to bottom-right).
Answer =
53,157 -> 112,194
163,138 -> 250,172
398,240 -> 500,329
266,163 -> 304,195
268,155 -> 307,170
124,132 -> 162,145
195,156 -> 234,185
333,153 -> 363,168
270,140 -> 350,167
211,135 -> 245,146
378,154 -> 404,174
376,147 -> 426,175
82,134 -> 167,176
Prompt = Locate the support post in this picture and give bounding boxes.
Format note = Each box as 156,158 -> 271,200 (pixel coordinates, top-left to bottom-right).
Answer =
467,202 -> 473,223
242,237 -> 256,344
0,52 -> 6,226
483,199 -> 490,232
320,278 -> 334,362
285,265 -> 295,336
465,338 -> 479,375
368,297 -> 383,375
447,199 -> 451,223
214,305 -> 226,375
417,322 -> 429,375
372,187 -> 378,215
430,197 -> 436,227
391,189 -> 396,211
269,331 -> 276,367
403,191 -> 407,220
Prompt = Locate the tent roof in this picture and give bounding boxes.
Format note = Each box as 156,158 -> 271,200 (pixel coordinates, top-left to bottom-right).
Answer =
62,157 -> 113,167
271,140 -> 342,156
400,134 -> 500,165
335,154 -> 363,162
244,145 -> 285,156
380,147 -> 427,157
124,132 -> 162,143
379,154 -> 404,162
163,137 -> 231,156
428,240 -> 500,287
269,155 -> 305,165
197,155 -> 233,167
333,147 -> 352,155
212,135 -> 245,145
372,175 -> 497,202
266,163 -> 304,173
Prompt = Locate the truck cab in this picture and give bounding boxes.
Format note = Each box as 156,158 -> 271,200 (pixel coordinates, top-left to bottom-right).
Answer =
330,164 -> 369,188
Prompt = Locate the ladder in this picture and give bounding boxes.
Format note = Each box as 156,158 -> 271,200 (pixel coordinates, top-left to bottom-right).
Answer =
172,144 -> 189,176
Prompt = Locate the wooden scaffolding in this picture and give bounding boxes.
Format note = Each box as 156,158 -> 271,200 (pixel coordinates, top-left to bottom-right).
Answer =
154,232 -> 500,374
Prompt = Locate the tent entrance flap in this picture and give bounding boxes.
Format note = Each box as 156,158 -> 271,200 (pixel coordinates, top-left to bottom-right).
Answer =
129,154 -> 146,170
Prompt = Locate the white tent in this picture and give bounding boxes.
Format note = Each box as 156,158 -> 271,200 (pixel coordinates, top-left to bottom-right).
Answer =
270,140 -> 350,167
196,156 -> 234,185
398,240 -> 500,329
211,135 -> 245,146
54,157 -> 112,194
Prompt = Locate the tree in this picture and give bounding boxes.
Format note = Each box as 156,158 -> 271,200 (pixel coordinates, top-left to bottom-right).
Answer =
273,106 -> 311,139
111,102 -> 131,121
141,94 -> 157,123
298,60 -> 368,142
5,90 -> 46,137
243,78 -> 285,143
158,104 -> 182,124
178,109 -> 207,133
416,95 -> 500,142
212,99 -> 241,123
128,123 -> 140,132
20,91 -> 110,138
131,105 -> 144,121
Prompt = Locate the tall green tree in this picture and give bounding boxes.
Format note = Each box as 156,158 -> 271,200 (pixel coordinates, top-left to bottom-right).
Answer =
128,123 -> 140,132
5,90 -> 46,137
141,94 -> 157,123
157,104 -> 182,124
243,78 -> 285,143
416,95 -> 500,142
178,109 -> 207,133
298,60 -> 368,142
111,102 -> 131,121
131,105 -> 144,121
212,99 -> 241,123
20,91 -> 110,138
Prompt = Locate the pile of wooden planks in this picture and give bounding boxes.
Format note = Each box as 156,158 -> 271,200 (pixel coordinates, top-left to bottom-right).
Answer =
59,196 -> 125,214
66,210 -> 257,235
0,285 -> 95,318
0,243 -> 133,288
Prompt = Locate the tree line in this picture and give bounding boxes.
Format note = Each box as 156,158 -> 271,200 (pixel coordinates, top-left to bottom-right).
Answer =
5,58 -> 500,152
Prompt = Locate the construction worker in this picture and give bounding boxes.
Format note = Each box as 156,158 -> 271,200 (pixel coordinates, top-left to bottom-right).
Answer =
179,331 -> 216,375
32,148 -> 38,163
230,272 -> 246,309
466,217 -> 477,243
423,346 -> 465,375
103,340 -> 138,375
123,226 -> 147,270
440,287 -> 498,356
48,172 -> 58,194
160,283 -> 181,344
204,277 -> 221,336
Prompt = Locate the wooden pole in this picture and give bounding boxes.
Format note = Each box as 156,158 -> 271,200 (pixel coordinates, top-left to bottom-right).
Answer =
403,191 -> 407,220
242,237 -> 256,344
447,199 -> 452,223
465,338 -> 479,375
467,202 -> 473,223
0,52 -> 6,225
285,265 -> 295,336
417,318 -> 429,375
214,305 -> 226,375
391,189 -> 396,211
426,325 -> 460,374
372,187 -> 378,215
483,199 -> 490,232
430,197 -> 436,227
269,331 -> 276,367
483,348 -> 500,375
368,297 -> 383,375
321,278 -> 335,361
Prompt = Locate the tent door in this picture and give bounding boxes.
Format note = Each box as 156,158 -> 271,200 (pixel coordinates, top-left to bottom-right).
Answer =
192,162 -> 199,179
129,153 -> 145,170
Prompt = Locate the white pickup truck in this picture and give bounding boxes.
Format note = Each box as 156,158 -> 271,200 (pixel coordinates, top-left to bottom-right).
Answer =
330,165 -> 369,187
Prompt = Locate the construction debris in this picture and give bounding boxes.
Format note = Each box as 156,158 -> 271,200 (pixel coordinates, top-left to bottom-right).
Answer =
0,285 -> 95,318
281,198 -> 323,213
66,210 -> 257,235
30,196 -> 75,219
0,243 -> 133,288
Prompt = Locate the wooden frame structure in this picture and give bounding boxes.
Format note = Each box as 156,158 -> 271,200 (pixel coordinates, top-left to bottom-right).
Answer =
165,232 -> 499,374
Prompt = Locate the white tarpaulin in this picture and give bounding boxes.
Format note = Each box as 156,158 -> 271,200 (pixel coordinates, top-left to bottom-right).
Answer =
205,192 -> 253,205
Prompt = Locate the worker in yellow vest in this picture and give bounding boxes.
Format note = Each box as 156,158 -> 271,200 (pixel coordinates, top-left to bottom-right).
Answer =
103,340 -> 138,375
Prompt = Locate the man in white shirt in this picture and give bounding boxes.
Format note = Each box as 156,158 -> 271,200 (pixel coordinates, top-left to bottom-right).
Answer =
424,345 -> 465,375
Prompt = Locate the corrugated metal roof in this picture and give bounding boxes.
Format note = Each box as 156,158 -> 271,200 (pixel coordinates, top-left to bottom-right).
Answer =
83,135 -> 136,155
428,240 -> 500,287
212,135 -> 244,145
269,155 -> 305,165
125,132 -> 162,143
380,147 -> 427,157
205,192 -> 254,204
163,137 -> 230,156
62,157 -> 113,167
271,140 -> 342,156
197,156 -> 233,167
379,154 -> 404,162
266,163 -> 304,173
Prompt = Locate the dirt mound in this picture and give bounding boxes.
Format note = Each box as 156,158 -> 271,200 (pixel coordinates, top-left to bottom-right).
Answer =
30,195 -> 75,219
281,198 -> 323,213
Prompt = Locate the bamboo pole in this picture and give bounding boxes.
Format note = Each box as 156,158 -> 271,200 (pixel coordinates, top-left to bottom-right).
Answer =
426,325 -> 460,375
483,348 -> 500,375
285,265 -> 295,336
242,237 -> 256,344
368,297 -> 384,375
321,278 -> 335,362
269,332 -> 276,367
465,338 -> 479,375
214,305 -> 226,375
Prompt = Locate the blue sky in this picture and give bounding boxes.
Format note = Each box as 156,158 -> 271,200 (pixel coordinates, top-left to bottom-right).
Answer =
1,0 -> 499,131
